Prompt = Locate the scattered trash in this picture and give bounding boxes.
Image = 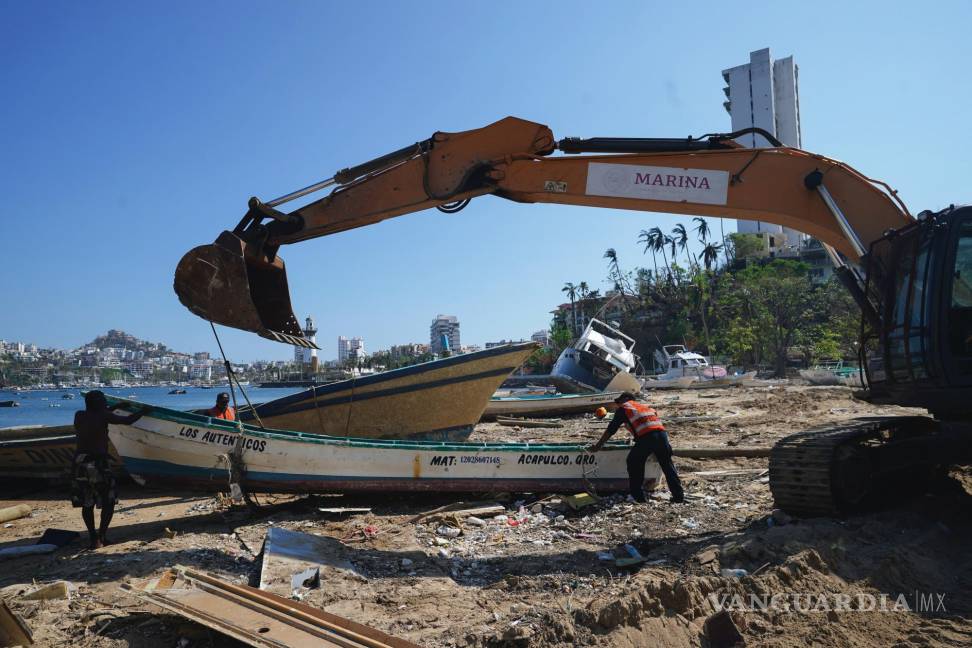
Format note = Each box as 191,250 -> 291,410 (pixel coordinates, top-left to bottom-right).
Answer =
318,507 -> 372,516
400,558 -> 414,569
563,493 -> 598,511
680,518 -> 700,529
0,544 -> 57,561
409,501 -> 504,524
0,505 -> 31,524
466,516 -> 486,527
597,551 -> 614,561
720,568 -> 748,578
20,580 -> 74,601
436,525 -> 461,538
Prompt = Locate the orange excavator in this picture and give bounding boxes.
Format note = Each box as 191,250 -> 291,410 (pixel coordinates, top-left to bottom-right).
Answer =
174,116 -> 972,516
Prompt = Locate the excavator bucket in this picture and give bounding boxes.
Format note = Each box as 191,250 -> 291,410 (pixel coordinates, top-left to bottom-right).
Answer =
174,231 -> 318,348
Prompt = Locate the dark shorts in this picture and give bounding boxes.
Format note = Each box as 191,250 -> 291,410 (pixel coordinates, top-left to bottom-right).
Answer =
71,453 -> 117,509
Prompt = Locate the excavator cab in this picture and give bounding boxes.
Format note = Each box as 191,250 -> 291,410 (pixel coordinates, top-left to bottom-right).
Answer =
864,205 -> 972,416
174,230 -> 316,349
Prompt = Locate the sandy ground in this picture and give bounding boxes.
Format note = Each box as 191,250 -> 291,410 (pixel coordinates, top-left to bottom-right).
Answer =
1,384 -> 970,647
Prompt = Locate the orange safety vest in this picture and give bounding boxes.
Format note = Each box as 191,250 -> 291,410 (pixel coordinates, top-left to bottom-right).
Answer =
620,401 -> 665,437
209,406 -> 236,421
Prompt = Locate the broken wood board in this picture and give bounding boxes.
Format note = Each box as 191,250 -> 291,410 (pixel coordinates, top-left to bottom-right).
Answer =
125,567 -> 418,648
0,599 -> 32,647
407,500 -> 501,524
496,417 -> 563,428
682,468 -> 769,479
672,446 -> 770,459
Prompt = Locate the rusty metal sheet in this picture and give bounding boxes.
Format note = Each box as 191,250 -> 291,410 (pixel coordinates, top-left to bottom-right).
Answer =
125,566 -> 419,648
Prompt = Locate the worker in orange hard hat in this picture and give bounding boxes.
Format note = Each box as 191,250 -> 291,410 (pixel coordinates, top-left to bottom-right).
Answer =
588,392 -> 684,504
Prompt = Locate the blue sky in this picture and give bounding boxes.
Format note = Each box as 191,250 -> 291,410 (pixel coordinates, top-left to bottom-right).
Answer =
2,1 -> 970,361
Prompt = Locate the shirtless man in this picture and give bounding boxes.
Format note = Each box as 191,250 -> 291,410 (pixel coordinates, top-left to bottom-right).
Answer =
72,390 -> 146,549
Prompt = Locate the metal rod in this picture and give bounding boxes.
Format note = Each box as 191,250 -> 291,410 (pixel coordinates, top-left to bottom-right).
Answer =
816,184 -> 867,258
266,177 -> 337,208
821,242 -> 845,269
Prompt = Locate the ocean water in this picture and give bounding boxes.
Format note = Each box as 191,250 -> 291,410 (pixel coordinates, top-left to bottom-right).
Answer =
0,385 -> 303,429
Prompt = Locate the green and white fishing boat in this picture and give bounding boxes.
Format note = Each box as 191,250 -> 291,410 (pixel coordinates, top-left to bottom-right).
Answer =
105,395 -> 657,494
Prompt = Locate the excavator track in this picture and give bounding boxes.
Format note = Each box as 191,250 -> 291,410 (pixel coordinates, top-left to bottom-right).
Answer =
769,417 -> 932,517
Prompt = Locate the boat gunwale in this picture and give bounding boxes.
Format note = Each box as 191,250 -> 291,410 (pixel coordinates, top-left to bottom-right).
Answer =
105,395 -> 630,453
489,391 -> 620,403
250,342 -> 539,412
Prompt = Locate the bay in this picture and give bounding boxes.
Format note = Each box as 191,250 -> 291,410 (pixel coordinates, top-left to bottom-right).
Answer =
0,385 -> 304,428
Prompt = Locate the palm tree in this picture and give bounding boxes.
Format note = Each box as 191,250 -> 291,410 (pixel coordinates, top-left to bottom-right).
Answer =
562,281 -> 578,336
603,248 -> 632,294
701,242 -> 724,271
578,281 -> 590,330
637,229 -> 660,280
693,217 -> 710,245
672,223 -> 696,270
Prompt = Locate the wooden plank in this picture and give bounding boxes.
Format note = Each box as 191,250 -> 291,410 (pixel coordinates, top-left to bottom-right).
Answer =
0,599 -> 33,647
672,446 -> 770,458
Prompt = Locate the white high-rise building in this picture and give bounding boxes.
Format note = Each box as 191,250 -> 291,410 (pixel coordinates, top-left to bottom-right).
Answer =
294,316 -> 318,366
338,336 -> 365,363
723,48 -> 803,249
430,315 -> 460,355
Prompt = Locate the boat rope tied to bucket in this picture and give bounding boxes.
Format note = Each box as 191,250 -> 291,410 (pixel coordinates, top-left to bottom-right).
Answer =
210,321 -> 261,508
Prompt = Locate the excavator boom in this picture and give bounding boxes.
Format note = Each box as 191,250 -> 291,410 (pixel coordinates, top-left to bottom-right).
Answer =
173,116 -> 911,345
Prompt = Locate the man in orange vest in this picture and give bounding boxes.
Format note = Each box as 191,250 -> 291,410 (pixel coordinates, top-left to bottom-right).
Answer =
589,392 -> 684,503
208,392 -> 236,421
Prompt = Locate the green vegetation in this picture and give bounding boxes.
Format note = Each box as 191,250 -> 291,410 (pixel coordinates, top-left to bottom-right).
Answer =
553,225 -> 858,377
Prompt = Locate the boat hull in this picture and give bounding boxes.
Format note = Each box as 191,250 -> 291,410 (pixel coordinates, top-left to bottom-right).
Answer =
243,343 -> 538,441
0,425 -> 123,480
107,397 -> 657,494
482,392 -> 620,420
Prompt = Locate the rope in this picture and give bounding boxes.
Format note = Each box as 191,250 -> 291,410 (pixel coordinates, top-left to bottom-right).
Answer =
209,321 -> 259,509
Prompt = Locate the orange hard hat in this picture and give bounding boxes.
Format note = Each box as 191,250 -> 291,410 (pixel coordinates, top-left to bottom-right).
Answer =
594,406 -> 608,419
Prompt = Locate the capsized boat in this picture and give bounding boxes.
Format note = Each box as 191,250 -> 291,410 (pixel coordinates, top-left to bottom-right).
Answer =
482,391 -> 621,420
550,319 -> 642,393
240,343 -> 538,441
106,396 -> 656,494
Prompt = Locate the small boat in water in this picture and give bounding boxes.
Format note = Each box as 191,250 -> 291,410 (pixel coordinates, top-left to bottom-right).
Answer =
0,400 -> 19,408
482,391 -> 621,420
106,396 -> 655,494
241,343 -> 539,441
168,388 -> 188,395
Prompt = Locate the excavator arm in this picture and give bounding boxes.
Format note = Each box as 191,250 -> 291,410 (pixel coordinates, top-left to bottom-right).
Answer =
174,116 -> 912,346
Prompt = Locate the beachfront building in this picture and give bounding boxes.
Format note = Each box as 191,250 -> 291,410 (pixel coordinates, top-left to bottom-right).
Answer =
531,330 -> 550,347
723,48 -> 803,250
338,335 -> 365,364
430,315 -> 460,355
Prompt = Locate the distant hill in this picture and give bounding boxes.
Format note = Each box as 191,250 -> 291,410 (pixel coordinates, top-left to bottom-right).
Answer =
85,329 -> 173,354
